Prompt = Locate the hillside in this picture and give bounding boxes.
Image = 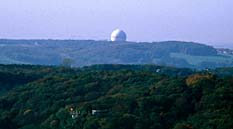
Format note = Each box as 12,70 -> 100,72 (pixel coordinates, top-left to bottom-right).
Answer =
0,39 -> 232,69
0,65 -> 233,129
0,64 -> 193,94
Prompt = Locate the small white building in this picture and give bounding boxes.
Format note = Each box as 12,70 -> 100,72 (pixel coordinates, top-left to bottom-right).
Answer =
70,108 -> 81,119
92,109 -> 108,116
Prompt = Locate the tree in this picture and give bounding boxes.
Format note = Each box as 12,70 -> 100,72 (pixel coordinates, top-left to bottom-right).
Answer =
61,58 -> 74,68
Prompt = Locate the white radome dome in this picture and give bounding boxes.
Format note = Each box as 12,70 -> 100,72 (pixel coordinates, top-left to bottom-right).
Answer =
111,29 -> 127,42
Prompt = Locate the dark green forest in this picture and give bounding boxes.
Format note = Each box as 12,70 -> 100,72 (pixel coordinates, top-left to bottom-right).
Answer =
0,64 -> 233,129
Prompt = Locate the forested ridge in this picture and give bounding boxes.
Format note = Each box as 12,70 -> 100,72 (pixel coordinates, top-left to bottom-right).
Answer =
0,64 -> 232,129
1,39 -> 233,68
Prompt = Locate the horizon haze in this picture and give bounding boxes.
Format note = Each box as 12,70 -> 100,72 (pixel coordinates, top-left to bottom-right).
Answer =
0,0 -> 233,47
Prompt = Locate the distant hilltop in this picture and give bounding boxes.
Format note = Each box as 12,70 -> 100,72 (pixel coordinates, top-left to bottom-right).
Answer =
0,39 -> 232,69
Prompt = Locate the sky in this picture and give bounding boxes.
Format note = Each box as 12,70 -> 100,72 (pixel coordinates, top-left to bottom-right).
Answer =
0,0 -> 233,47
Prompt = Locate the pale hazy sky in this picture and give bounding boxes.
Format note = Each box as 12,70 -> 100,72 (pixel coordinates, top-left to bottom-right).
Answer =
0,0 -> 233,46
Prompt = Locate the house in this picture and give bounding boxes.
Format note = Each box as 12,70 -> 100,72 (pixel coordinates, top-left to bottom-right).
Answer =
69,108 -> 81,119
92,109 -> 108,116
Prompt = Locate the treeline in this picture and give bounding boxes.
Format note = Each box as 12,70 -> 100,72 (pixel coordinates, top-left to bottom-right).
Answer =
0,64 -> 232,129
0,64 -> 194,94
1,39 -> 229,69
0,64 -> 79,94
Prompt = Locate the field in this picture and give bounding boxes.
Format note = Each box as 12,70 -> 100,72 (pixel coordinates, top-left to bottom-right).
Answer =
170,52 -> 233,66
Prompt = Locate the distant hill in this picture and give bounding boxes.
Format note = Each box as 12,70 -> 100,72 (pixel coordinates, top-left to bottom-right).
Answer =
0,39 -> 232,69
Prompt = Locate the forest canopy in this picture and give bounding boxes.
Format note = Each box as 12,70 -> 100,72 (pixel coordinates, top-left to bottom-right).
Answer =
0,64 -> 232,129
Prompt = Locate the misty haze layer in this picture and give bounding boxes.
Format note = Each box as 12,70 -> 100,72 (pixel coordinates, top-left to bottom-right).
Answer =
0,0 -> 233,46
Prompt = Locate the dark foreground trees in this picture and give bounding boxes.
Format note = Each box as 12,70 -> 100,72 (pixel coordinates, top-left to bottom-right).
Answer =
0,65 -> 232,129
